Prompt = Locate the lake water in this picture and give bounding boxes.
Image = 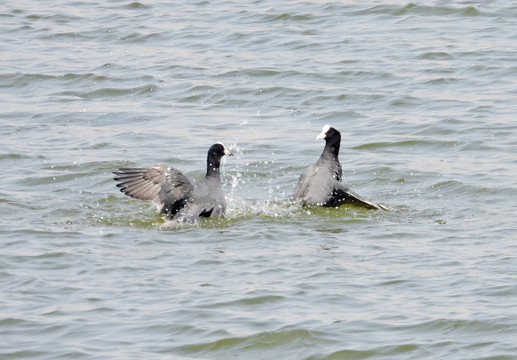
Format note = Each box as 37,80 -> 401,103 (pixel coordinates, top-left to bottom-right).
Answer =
1,1 -> 516,359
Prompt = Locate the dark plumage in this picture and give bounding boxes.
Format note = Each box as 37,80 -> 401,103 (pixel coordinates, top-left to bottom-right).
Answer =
113,143 -> 233,223
292,125 -> 392,210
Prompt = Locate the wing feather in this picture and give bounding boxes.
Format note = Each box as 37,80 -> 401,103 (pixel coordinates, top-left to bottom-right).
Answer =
113,164 -> 194,215
332,182 -> 386,210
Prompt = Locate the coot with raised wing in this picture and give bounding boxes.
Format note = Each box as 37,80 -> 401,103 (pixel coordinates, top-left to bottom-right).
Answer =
114,143 -> 233,223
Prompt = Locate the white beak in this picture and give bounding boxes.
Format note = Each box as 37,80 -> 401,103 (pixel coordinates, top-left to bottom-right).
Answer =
316,132 -> 326,140
316,124 -> 331,140
217,142 -> 233,156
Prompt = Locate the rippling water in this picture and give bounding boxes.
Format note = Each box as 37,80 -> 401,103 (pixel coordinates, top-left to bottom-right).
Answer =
1,1 -> 517,359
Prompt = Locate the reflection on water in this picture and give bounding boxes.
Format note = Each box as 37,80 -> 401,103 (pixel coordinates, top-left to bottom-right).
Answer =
1,0 -> 517,359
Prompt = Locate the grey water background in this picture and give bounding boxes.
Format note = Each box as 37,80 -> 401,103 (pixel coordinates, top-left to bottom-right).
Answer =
1,0 -> 516,359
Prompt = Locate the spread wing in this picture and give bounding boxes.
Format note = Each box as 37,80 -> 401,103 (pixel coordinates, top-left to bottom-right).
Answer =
113,164 -> 194,216
332,182 -> 393,210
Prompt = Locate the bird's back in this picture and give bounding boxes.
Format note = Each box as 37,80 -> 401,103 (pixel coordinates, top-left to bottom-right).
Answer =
179,175 -> 227,219
293,159 -> 341,206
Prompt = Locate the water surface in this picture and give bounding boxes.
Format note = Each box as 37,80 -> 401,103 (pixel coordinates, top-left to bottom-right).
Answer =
1,1 -> 516,359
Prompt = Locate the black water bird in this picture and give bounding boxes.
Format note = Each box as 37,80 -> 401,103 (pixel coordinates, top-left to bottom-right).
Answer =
113,143 -> 233,223
292,125 -> 391,210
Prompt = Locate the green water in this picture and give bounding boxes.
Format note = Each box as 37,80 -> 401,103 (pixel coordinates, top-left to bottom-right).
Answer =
1,1 -> 516,359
